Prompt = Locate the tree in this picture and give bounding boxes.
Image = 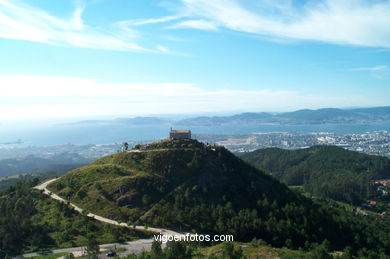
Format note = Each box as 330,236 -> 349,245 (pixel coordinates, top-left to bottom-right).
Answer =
222,242 -> 245,259
308,243 -> 332,259
86,234 -> 99,258
150,240 -> 164,259
164,241 -> 193,259
122,142 -> 129,151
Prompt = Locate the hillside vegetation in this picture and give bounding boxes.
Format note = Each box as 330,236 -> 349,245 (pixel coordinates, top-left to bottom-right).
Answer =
0,179 -> 149,256
49,139 -> 390,257
0,152 -> 90,177
239,146 -> 390,204
122,240 -> 315,259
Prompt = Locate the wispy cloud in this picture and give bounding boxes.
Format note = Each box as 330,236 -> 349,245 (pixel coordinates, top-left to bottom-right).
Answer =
346,65 -> 389,72
0,75 -> 381,119
167,19 -> 218,30
3,0 -> 389,52
125,15 -> 182,26
70,2 -> 85,30
0,0 -> 166,52
346,65 -> 390,79
177,0 -> 390,48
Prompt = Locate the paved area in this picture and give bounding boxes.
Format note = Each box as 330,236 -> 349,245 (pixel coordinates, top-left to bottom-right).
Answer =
17,239 -> 165,258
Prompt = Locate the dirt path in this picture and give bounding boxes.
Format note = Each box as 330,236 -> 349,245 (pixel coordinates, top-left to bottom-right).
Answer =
34,178 -> 181,236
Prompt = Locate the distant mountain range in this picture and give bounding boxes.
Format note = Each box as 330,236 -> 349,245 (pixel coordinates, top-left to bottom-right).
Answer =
68,106 -> 390,126
175,107 -> 390,125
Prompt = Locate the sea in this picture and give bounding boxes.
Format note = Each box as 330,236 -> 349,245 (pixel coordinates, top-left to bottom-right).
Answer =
1,121 -> 390,147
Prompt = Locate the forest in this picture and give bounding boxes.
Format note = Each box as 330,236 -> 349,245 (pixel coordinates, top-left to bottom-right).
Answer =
239,146 -> 390,204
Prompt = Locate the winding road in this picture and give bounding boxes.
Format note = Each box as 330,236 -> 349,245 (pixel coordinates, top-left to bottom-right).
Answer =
15,178 -> 182,258
34,178 -> 180,236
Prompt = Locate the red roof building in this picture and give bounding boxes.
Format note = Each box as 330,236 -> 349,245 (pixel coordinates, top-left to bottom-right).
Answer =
170,129 -> 191,140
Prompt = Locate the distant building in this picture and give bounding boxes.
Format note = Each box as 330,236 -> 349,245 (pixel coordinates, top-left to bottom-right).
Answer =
170,129 -> 191,140
373,179 -> 390,187
380,211 -> 389,217
354,207 -> 369,216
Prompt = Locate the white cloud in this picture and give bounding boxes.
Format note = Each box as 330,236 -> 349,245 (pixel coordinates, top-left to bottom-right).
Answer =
2,0 -> 390,51
4,0 -> 389,52
346,65 -> 389,72
155,45 -> 173,54
125,15 -> 182,26
0,75 -> 381,119
168,19 -> 218,30
346,65 -> 390,79
71,3 -> 85,31
178,0 -> 390,47
0,0 -> 160,52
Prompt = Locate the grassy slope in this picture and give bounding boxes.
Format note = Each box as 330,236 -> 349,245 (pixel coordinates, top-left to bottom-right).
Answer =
48,140 -> 291,225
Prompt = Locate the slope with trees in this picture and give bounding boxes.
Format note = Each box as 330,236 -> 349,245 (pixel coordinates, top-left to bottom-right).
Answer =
239,146 -> 390,204
0,179 -> 149,257
48,139 -> 390,257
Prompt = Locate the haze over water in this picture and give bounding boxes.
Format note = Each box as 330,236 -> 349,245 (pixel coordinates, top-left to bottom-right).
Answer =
1,121 -> 390,147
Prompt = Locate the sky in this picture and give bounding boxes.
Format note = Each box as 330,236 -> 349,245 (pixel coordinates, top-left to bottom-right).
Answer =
0,0 -> 390,120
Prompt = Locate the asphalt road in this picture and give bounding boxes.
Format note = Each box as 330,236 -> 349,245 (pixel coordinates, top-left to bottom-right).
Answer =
16,239 -> 164,258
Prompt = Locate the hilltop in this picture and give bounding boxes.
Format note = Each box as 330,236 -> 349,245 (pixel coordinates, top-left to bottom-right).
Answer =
239,146 -> 390,204
49,139 -> 294,232
48,139 -> 390,256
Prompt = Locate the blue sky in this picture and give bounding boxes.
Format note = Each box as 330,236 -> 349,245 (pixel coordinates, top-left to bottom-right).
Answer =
0,0 -> 390,119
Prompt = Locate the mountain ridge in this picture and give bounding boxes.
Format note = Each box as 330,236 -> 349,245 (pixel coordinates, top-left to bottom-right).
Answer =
65,106 -> 390,126
176,106 -> 390,125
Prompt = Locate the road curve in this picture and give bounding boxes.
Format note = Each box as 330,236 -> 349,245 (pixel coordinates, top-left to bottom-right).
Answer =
34,178 -> 181,236
17,178 -> 184,258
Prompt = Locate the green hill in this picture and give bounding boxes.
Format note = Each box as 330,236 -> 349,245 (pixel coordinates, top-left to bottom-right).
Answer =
49,139 -> 294,232
48,139 -> 390,256
239,146 -> 390,204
